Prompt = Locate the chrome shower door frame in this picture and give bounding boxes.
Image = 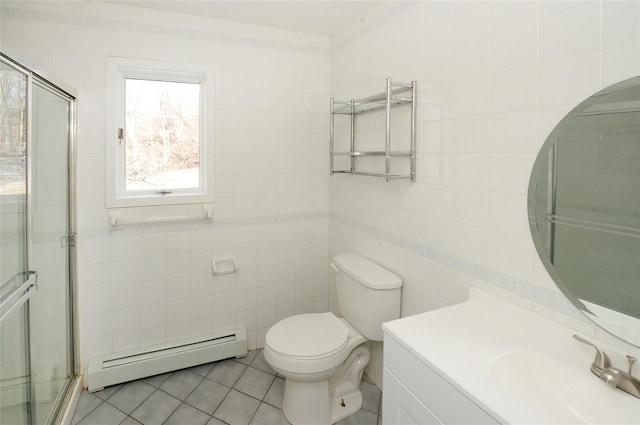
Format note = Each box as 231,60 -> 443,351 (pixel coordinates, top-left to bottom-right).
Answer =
0,51 -> 79,425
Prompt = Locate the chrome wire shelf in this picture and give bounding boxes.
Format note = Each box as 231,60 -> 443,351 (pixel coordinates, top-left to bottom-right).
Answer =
330,78 -> 417,183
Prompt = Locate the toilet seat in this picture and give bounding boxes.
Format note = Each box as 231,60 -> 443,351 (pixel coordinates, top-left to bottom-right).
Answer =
264,312 -> 354,375
266,312 -> 349,359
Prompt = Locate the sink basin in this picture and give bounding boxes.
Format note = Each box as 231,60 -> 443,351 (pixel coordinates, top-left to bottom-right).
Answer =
490,350 -> 637,424
383,288 -> 640,424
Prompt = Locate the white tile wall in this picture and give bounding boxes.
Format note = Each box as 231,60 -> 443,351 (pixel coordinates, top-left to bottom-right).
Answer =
330,1 -> 640,387
4,0 -> 640,392
1,1 -> 329,375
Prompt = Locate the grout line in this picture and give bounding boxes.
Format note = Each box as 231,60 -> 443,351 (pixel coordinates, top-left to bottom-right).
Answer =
71,394 -> 104,425
157,393 -> 181,425
76,349 -> 380,424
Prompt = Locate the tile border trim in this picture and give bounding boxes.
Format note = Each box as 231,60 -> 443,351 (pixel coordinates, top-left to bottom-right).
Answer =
330,212 -> 584,320
75,211 -> 329,241
0,7 -> 329,56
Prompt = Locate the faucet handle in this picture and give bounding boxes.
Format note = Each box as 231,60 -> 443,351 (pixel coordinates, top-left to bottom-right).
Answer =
626,355 -> 637,375
573,334 -> 612,374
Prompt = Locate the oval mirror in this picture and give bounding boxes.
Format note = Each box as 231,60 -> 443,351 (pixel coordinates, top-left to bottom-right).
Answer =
528,76 -> 640,346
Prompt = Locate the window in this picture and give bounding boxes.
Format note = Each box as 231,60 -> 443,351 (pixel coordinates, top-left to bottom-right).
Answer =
106,57 -> 214,207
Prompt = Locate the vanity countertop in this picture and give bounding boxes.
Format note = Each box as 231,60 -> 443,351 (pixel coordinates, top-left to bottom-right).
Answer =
382,288 -> 640,424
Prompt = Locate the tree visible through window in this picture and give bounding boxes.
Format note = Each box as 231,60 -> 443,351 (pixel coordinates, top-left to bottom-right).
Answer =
125,79 -> 200,192
0,64 -> 27,197
106,57 -> 214,208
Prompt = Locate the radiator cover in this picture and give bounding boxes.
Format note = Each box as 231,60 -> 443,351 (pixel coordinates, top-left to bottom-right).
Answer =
87,327 -> 247,392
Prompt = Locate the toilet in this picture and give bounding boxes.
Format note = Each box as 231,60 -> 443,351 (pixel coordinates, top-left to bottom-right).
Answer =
264,253 -> 402,425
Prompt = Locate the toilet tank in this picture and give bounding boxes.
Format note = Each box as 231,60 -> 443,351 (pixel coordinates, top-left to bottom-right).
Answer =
332,254 -> 402,341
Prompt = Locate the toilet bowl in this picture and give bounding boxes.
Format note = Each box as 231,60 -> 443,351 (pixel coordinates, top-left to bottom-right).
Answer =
263,253 -> 402,425
264,313 -> 368,424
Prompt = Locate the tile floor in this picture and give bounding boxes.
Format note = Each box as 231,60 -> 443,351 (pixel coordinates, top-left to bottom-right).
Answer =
71,350 -> 382,425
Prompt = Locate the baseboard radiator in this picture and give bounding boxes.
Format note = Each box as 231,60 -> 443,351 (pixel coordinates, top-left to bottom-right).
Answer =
87,327 -> 247,392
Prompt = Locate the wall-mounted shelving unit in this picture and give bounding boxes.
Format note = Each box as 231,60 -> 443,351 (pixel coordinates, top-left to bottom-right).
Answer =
330,78 -> 417,182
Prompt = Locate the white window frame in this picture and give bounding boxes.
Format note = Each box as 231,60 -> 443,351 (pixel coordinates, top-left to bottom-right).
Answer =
106,57 -> 214,208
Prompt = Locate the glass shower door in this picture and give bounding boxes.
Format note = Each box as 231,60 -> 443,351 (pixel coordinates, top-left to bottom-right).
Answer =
29,81 -> 74,425
1,53 -> 76,425
0,58 -> 33,425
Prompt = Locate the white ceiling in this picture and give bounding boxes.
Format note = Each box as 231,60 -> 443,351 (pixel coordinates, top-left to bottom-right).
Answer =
105,1 -> 384,36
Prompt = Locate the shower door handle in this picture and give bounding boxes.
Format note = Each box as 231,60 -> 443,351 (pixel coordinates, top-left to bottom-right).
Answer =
0,272 -> 38,325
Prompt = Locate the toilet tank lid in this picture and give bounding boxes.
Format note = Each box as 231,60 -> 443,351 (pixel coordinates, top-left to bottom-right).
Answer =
332,254 -> 402,289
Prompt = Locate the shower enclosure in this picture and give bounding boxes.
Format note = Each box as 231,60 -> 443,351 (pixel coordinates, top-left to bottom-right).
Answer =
0,53 -> 77,425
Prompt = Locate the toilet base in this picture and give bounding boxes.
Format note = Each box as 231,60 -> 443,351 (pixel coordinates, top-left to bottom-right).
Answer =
281,378 -> 365,425
330,390 -> 363,423
279,343 -> 370,425
282,378 -> 331,425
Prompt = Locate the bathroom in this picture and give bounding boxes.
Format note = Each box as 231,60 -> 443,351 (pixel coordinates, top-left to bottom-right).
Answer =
1,0 -> 640,424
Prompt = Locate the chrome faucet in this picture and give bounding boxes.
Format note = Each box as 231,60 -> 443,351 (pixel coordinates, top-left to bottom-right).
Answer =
573,335 -> 640,399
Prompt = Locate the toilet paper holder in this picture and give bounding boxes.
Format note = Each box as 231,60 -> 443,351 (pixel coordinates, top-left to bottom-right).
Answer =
212,256 -> 238,275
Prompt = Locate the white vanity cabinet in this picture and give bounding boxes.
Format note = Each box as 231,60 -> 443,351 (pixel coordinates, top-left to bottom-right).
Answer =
382,335 -> 499,425
381,288 -> 640,425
